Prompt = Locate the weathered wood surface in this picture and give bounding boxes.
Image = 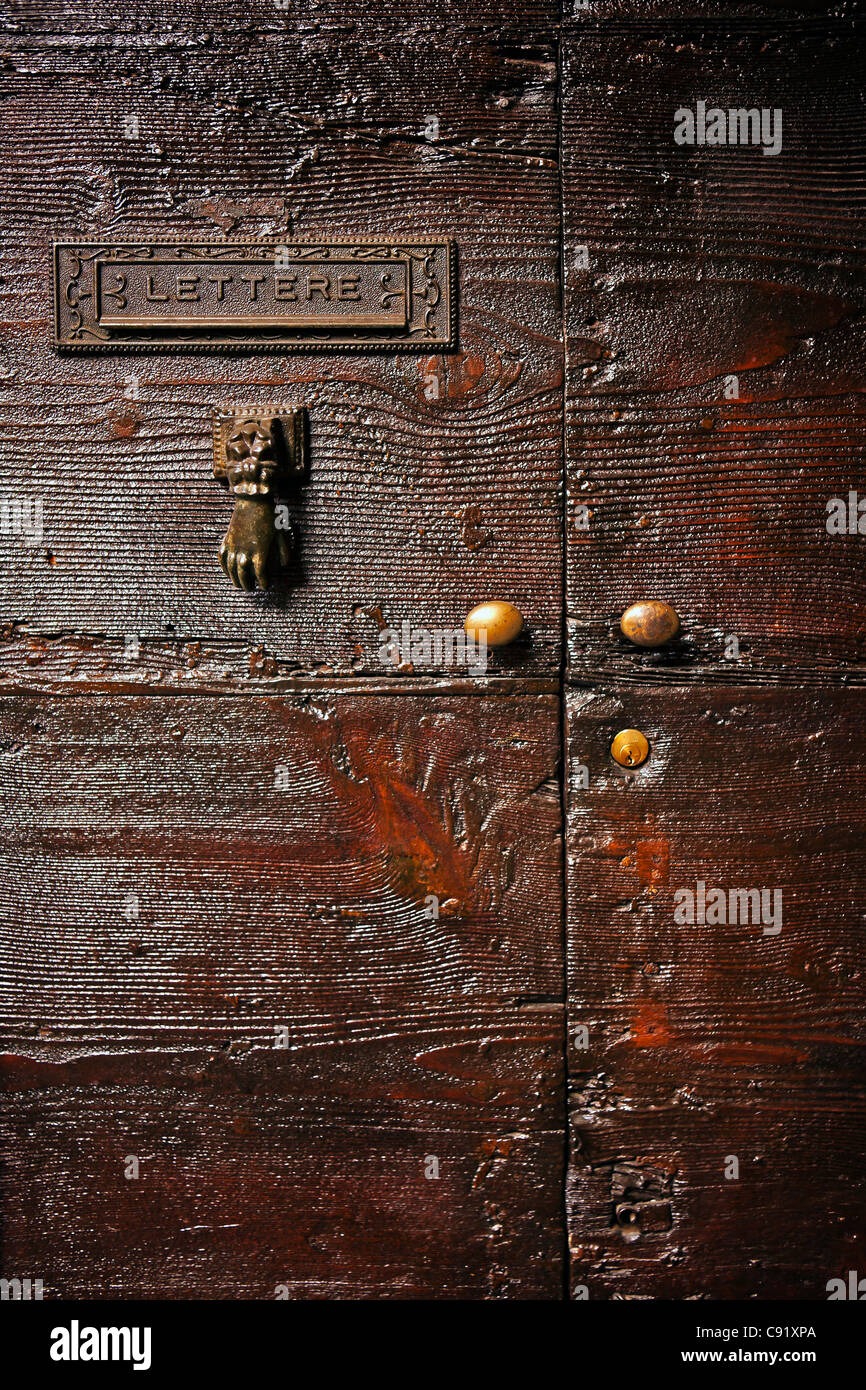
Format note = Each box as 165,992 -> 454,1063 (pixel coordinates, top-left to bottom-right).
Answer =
3,1077 -> 564,1300
0,0 -> 562,675
0,624 -> 560,695
4,0 -> 865,1305
563,13 -> 866,683
566,685 -> 866,1299
0,691 -> 564,1297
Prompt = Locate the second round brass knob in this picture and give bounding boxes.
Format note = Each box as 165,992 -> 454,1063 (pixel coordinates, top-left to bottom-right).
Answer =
464,601 -> 524,648
620,600 -> 680,648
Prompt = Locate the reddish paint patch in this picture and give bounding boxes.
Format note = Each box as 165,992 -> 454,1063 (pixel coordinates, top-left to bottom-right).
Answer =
636,839 -> 670,886
629,1001 -> 672,1047
447,352 -> 486,397
109,413 -> 141,439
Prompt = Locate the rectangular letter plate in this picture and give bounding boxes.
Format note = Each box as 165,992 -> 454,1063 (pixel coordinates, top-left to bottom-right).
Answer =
53,239 -> 454,350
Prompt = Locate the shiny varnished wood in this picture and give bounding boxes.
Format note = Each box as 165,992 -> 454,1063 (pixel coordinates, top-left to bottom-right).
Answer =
0,691 -> 564,1298
2,0 -> 864,1306
566,685 -> 866,1298
0,0 -> 562,676
563,10 -> 866,684
562,7 -> 866,1301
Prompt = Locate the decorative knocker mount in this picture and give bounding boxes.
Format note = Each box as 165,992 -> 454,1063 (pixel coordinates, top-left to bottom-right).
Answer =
213,405 -> 306,590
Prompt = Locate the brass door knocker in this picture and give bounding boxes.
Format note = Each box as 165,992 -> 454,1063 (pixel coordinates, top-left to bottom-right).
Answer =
213,405 -> 306,590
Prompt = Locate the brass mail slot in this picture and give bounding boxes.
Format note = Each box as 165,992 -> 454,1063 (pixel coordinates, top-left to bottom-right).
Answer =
53,239 -> 455,350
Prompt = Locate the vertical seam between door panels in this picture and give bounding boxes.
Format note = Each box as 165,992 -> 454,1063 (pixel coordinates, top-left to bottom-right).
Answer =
556,7 -> 572,1303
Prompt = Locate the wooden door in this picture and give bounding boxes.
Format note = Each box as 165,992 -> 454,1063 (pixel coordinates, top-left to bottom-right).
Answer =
1,0 -> 863,1305
1,0 -> 566,1300
562,9 -> 866,1298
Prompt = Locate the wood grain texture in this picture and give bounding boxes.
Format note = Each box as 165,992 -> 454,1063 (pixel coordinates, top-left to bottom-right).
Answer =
0,624 -> 560,695
0,0 -> 562,676
5,0 -> 865,1307
566,685 -> 866,1299
2,1077 -> 564,1300
0,690 -> 564,1297
562,13 -> 866,683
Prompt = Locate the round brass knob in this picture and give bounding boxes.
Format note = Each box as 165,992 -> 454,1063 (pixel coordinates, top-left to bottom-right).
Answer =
611,729 -> 650,768
464,601 -> 524,648
620,600 -> 680,648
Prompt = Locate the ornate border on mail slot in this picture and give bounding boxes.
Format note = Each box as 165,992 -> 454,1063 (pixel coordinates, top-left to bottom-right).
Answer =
52,238 -> 455,351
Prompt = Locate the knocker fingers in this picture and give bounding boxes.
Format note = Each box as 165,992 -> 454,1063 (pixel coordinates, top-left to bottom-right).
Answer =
234,551 -> 255,591
253,551 -> 269,589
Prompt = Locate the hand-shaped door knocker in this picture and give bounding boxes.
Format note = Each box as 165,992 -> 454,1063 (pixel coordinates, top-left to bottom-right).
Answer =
213,405 -> 306,590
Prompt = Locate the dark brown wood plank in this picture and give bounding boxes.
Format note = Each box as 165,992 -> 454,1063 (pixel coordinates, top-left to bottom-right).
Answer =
566,685 -> 866,1299
0,625 -> 560,695
2,1082 -> 564,1301
0,690 -> 564,1297
0,0 -> 562,677
562,14 -> 866,683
